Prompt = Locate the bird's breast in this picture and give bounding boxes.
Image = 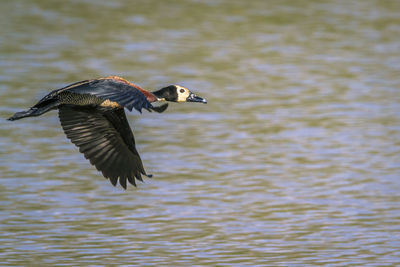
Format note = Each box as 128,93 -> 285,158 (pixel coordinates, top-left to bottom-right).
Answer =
59,92 -> 120,108
59,91 -> 103,106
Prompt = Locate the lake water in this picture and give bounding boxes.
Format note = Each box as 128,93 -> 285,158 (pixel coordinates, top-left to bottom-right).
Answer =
1,0 -> 400,266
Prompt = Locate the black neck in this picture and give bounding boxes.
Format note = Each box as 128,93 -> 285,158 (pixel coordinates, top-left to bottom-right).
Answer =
152,86 -> 177,101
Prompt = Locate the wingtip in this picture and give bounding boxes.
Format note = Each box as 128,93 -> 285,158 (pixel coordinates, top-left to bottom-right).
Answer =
133,107 -> 142,113
119,178 -> 127,190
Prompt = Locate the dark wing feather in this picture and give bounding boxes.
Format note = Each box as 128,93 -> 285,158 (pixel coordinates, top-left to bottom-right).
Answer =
58,105 -> 149,189
64,79 -> 153,112
150,103 -> 169,113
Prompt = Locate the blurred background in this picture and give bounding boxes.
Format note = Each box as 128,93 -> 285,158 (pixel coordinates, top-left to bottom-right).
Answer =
1,0 -> 399,265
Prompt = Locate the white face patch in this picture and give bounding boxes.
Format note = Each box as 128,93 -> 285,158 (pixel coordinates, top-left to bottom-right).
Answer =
175,85 -> 190,102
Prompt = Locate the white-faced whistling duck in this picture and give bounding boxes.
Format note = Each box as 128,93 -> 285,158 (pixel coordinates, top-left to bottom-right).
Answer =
8,76 -> 207,189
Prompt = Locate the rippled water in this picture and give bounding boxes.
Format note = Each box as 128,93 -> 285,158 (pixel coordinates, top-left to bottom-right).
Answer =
1,0 -> 400,265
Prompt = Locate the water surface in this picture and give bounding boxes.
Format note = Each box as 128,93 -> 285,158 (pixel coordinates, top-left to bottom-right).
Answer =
1,0 -> 400,266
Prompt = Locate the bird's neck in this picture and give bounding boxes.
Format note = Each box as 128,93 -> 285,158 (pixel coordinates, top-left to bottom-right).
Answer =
152,87 -> 174,102
150,90 -> 162,101
152,88 -> 166,99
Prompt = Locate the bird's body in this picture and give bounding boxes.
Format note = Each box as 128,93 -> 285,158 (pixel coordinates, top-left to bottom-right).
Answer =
8,76 -> 207,189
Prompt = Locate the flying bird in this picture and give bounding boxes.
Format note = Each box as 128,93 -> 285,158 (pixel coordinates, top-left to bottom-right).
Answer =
8,76 -> 207,189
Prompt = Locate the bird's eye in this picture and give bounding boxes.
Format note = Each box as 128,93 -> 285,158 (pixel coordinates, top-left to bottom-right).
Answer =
179,89 -> 185,93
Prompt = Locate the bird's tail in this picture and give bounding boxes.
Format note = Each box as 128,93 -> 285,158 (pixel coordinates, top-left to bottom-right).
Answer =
8,108 -> 42,121
8,100 -> 59,121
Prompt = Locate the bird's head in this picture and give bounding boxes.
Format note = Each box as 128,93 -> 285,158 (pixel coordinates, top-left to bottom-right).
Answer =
152,85 -> 207,104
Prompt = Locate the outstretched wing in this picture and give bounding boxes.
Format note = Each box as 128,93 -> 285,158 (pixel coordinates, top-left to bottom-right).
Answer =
58,105 -> 150,189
